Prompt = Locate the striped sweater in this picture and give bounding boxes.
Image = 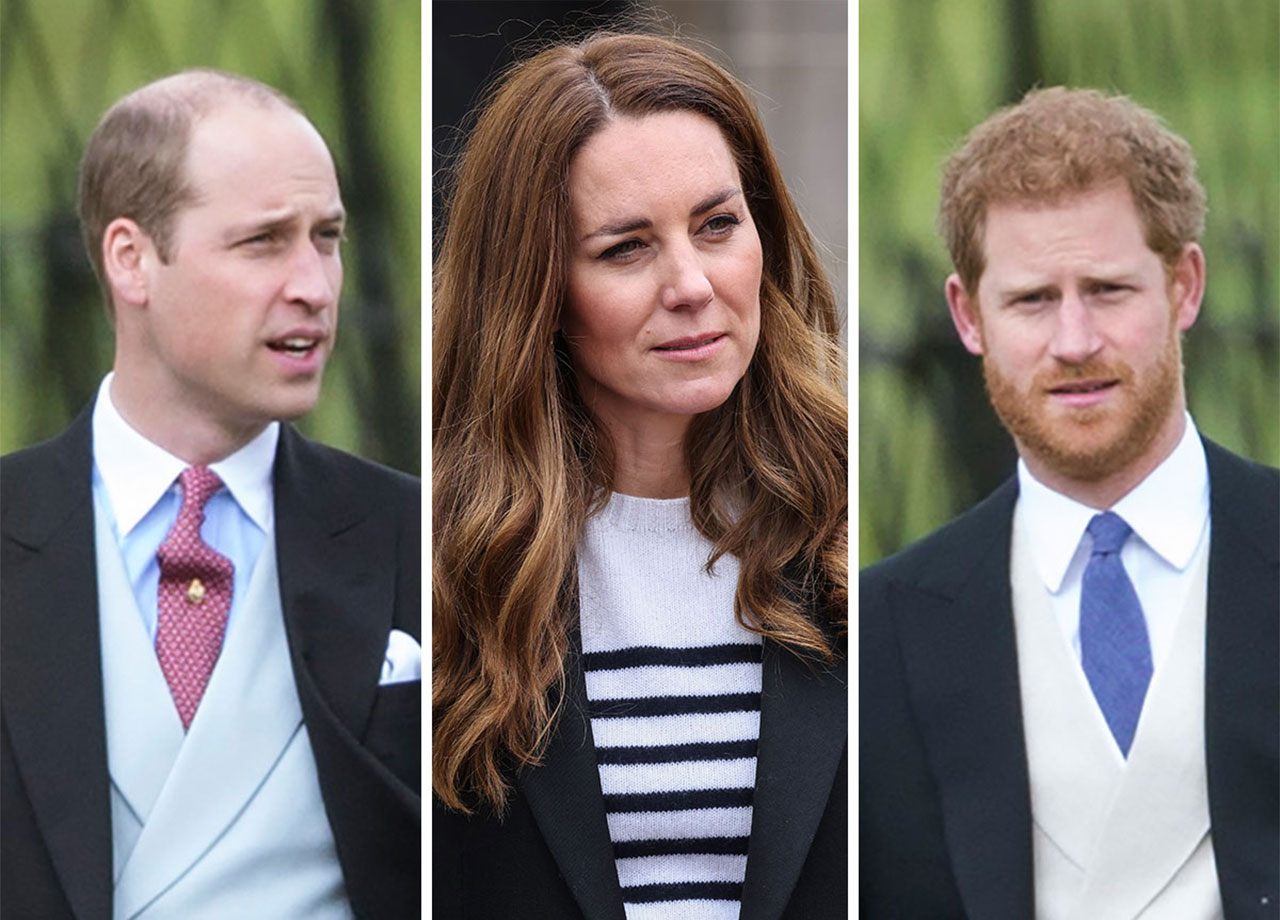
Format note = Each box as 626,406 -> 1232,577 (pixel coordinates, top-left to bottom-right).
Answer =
578,492 -> 761,920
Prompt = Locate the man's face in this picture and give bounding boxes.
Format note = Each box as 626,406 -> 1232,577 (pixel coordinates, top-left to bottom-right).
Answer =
945,182 -> 1203,490
135,100 -> 344,441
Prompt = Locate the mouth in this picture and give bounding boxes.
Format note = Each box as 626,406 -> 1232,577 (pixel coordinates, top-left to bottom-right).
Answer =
1044,377 -> 1121,409
653,333 -> 726,352
266,335 -> 324,358
1047,379 -> 1119,396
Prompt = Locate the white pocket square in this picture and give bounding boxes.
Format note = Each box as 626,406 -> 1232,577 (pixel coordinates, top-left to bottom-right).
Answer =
379,628 -> 422,685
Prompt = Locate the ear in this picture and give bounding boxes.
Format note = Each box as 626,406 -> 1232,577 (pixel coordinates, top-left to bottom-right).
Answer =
102,217 -> 152,309
945,273 -> 985,355
1169,242 -> 1205,333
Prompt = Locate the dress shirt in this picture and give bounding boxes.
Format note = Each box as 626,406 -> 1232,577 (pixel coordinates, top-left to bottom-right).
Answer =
1013,413 -> 1210,674
91,374 -> 277,639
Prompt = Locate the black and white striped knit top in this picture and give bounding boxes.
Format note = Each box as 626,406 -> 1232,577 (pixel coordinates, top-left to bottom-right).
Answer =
578,492 -> 762,920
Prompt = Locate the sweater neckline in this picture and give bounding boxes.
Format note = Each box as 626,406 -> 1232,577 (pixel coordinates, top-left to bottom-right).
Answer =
589,491 -> 695,534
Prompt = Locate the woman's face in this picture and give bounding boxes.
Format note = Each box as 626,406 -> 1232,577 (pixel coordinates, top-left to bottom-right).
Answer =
562,110 -> 763,443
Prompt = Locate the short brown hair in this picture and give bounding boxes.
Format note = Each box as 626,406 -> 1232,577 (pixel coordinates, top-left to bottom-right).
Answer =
77,69 -> 300,310
939,87 -> 1206,292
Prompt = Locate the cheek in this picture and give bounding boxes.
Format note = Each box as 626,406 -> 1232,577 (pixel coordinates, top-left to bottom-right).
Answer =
561,282 -> 600,341
159,264 -> 236,315
563,274 -> 644,345
729,252 -> 762,300
1134,312 -> 1177,358
730,234 -> 764,321
978,328 -> 1038,379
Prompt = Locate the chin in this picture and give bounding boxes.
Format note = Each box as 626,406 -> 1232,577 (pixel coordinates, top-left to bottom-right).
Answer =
1018,411 -> 1171,483
667,377 -> 745,415
273,402 -> 321,423
663,394 -> 736,418
263,387 -> 324,422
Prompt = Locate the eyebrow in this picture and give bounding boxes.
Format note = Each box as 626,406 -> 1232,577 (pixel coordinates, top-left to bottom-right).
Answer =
581,186 -> 742,241
998,269 -> 1142,301
227,207 -> 347,239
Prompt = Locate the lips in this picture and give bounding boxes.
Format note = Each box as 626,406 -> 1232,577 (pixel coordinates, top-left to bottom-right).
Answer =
1047,378 -> 1119,395
653,333 -> 725,352
266,332 -> 327,356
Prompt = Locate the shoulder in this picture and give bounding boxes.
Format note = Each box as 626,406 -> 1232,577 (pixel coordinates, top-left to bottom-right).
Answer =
861,476 -> 1018,598
275,424 -> 419,504
1,410 -> 93,536
1,409 -> 91,477
1202,437 -> 1278,562
1203,437 -> 1279,499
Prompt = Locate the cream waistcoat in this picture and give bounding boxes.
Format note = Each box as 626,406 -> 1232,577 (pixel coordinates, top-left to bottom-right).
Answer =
1011,511 -> 1221,920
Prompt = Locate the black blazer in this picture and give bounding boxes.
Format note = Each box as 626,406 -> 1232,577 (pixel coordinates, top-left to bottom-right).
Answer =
435,631 -> 847,919
859,439 -> 1279,919
1,406 -> 422,920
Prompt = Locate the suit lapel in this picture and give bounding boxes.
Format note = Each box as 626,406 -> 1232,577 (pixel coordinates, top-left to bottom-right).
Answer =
739,637 -> 846,920
273,426 -> 387,736
892,480 -> 1036,919
1201,440 -> 1280,913
518,639 -> 628,920
0,410 -> 113,920
270,426 -> 420,919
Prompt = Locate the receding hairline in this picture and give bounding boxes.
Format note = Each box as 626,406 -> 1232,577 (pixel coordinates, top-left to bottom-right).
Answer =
77,68 -> 324,307
111,68 -> 303,122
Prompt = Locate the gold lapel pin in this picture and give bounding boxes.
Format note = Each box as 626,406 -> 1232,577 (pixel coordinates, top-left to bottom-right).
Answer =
186,578 -> 206,605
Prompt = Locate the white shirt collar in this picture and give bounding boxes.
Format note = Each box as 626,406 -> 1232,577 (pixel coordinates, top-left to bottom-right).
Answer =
91,373 -> 278,537
1016,413 -> 1210,592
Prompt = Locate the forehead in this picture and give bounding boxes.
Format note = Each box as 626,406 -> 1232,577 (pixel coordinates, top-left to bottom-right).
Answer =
567,111 -> 740,225
981,182 -> 1153,277
180,100 -> 341,214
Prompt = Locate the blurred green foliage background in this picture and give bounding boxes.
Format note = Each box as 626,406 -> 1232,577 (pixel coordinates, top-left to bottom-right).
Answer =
860,0 -> 1279,564
0,0 -> 421,474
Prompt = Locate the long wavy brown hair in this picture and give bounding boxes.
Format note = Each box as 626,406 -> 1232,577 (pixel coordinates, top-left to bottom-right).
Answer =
433,32 -> 847,814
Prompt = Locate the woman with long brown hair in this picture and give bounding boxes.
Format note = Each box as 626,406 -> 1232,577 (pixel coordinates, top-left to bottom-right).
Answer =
433,31 -> 847,919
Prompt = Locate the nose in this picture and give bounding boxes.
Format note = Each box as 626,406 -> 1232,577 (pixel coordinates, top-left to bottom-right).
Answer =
284,241 -> 340,313
1048,288 -> 1102,364
659,243 -> 714,311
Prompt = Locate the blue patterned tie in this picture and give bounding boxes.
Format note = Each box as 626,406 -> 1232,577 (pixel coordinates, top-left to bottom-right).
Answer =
1080,512 -> 1152,757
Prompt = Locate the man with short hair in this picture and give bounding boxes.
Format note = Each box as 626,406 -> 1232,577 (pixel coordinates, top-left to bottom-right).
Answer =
860,88 -> 1278,918
1,70 -> 420,919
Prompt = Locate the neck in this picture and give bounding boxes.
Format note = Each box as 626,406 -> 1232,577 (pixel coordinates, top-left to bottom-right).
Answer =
1020,408 -> 1187,509
598,412 -> 692,499
110,365 -> 265,466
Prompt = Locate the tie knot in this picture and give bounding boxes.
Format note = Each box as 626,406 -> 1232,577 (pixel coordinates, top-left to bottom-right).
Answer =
178,466 -> 224,513
1086,511 -> 1132,556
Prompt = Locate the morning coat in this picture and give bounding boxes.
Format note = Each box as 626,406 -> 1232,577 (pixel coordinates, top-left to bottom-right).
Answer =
859,439 -> 1279,918
1,407 -> 422,919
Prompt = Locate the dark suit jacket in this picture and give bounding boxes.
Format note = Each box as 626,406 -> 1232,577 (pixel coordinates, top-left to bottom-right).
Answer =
434,632 -> 847,920
859,439 -> 1279,919
1,406 -> 422,920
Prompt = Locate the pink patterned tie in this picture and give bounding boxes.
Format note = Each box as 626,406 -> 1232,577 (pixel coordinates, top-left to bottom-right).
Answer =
155,466 -> 234,730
